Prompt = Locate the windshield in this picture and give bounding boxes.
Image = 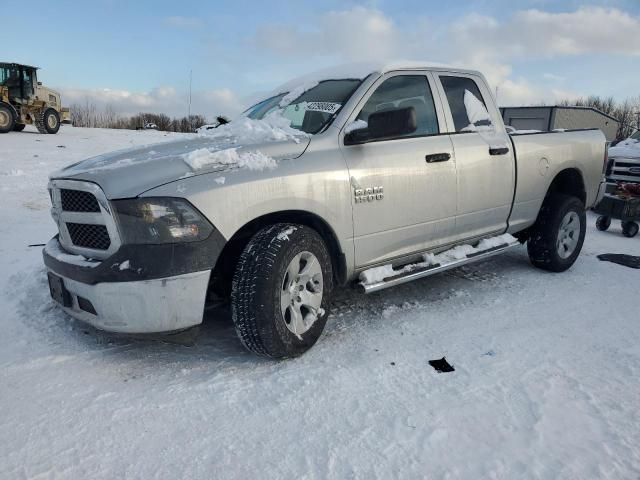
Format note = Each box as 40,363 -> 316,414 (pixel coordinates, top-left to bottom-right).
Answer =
630,130 -> 640,141
243,79 -> 362,134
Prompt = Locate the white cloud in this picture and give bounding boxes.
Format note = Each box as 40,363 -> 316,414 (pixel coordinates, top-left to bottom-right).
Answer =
56,6 -> 639,118
58,86 -> 242,119
251,6 -> 640,105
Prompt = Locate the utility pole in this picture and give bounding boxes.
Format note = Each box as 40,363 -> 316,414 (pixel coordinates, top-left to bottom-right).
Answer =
188,69 -> 193,119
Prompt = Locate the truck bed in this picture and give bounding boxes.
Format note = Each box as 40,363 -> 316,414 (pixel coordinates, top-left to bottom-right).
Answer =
507,128 -> 606,233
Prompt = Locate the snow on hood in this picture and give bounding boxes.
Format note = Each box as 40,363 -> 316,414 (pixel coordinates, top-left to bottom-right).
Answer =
197,111 -> 305,143
184,148 -> 277,172
609,137 -> 640,159
51,116 -> 310,199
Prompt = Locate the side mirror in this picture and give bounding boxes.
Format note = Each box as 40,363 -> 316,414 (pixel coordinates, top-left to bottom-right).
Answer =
37,81 -> 42,86
345,107 -> 417,145
343,120 -> 368,145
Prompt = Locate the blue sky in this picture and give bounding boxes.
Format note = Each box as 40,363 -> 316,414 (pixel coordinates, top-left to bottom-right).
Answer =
3,0 -> 640,118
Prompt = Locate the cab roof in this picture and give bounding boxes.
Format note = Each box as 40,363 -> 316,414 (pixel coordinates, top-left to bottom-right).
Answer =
0,62 -> 39,70
272,61 -> 480,96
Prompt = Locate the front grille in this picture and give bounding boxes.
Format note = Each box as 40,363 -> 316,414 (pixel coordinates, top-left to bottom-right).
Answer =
61,189 -> 100,212
66,223 -> 111,250
609,159 -> 640,183
50,180 -> 121,259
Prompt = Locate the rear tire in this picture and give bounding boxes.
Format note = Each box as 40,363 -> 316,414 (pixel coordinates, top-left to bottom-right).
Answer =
622,221 -> 639,238
0,103 -> 15,133
231,224 -> 333,358
527,194 -> 586,272
36,108 -> 60,134
13,123 -> 25,132
596,215 -> 611,231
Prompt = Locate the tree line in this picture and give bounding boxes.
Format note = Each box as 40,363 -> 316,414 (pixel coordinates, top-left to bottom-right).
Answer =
70,95 -> 640,139
69,100 -> 209,132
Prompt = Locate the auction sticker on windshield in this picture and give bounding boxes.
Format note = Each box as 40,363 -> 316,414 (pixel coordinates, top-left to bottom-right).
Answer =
306,102 -> 342,114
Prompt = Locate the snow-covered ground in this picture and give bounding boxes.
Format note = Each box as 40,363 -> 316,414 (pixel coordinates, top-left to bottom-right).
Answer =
1,126 -> 640,479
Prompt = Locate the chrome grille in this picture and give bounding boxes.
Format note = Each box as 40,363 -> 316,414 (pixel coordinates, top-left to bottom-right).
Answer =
66,223 -> 111,250
48,180 -> 121,260
608,158 -> 640,183
61,189 -> 100,212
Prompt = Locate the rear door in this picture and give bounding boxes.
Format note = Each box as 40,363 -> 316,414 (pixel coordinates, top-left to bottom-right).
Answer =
340,71 -> 458,267
434,73 -> 515,240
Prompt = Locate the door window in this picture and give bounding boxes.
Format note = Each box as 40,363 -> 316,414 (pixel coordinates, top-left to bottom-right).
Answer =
440,76 -> 491,132
356,75 -> 439,138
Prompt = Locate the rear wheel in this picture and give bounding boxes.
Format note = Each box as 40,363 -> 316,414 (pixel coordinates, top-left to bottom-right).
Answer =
36,108 -> 60,134
596,215 -> 611,231
231,224 -> 333,358
527,194 -> 586,272
0,103 -> 15,133
622,221 -> 639,238
13,123 -> 25,132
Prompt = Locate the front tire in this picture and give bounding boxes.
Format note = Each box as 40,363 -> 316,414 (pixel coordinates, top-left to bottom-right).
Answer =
0,103 -> 15,133
527,194 -> 586,272
36,108 -> 60,134
622,221 -> 639,238
231,224 -> 333,358
596,215 -> 611,231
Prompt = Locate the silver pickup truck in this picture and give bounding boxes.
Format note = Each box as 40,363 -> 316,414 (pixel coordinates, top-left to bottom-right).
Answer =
44,63 -> 607,358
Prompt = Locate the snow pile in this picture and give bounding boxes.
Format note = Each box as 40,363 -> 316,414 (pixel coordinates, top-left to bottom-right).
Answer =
344,119 -> 368,134
197,112 -> 304,144
510,129 -> 542,134
44,239 -> 101,268
360,233 -> 517,285
463,89 -> 492,127
184,147 -> 276,171
460,89 -> 511,150
609,136 -> 640,158
276,226 -> 298,241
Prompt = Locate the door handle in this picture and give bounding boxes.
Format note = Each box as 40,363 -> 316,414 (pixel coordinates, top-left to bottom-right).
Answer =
425,153 -> 451,163
489,147 -> 509,156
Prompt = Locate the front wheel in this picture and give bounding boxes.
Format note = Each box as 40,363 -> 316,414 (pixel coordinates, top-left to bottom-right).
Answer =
0,103 -> 15,133
36,108 -> 60,134
622,221 -> 639,238
527,194 -> 586,272
596,215 -> 611,231
231,224 -> 333,358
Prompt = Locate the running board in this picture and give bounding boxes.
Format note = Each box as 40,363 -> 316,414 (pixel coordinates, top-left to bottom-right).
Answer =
358,242 -> 520,294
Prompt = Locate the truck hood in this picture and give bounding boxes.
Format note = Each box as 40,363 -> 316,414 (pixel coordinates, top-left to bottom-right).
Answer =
50,135 -> 310,199
609,138 -> 640,159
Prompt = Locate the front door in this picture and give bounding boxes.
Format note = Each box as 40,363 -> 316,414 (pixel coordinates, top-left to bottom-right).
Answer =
340,72 -> 458,268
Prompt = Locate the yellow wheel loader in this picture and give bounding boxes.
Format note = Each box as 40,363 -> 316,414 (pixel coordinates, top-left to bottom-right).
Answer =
0,62 -> 70,134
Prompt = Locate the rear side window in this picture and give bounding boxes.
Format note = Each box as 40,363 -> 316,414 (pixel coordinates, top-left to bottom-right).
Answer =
440,76 -> 489,132
356,75 -> 439,137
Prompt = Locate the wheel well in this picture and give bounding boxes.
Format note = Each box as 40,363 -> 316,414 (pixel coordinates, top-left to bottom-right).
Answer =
209,211 -> 347,300
546,168 -> 586,205
512,168 -> 586,243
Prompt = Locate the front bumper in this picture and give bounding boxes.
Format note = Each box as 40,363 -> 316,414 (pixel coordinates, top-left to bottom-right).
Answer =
43,230 -> 225,333
48,267 -> 211,333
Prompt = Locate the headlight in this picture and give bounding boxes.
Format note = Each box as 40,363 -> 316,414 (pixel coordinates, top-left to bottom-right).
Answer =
113,198 -> 214,244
